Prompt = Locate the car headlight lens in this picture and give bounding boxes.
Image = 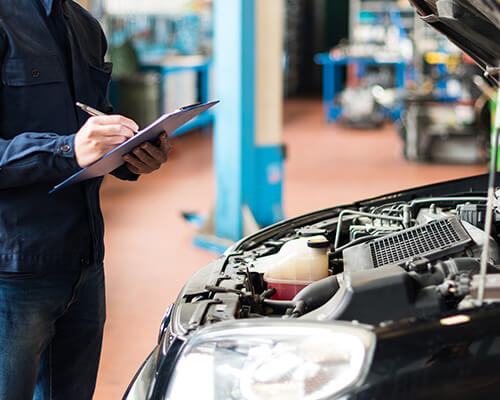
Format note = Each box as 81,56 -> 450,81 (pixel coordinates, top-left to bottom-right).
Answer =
166,321 -> 375,400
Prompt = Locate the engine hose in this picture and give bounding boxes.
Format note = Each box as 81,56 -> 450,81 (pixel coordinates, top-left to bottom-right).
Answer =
262,299 -> 297,312
292,275 -> 340,312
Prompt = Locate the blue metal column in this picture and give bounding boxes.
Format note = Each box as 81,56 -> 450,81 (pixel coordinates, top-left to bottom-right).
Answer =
194,0 -> 284,251
212,0 -> 255,241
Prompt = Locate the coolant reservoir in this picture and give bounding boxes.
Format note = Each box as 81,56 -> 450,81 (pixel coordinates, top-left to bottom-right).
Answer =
263,235 -> 330,300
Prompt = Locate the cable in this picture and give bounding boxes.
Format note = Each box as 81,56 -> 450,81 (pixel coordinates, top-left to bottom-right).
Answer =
333,209 -> 405,250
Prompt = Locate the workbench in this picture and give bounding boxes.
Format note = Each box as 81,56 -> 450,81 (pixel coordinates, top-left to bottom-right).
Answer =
315,52 -> 406,122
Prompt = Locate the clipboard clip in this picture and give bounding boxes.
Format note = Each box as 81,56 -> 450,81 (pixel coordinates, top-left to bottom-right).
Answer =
178,102 -> 202,111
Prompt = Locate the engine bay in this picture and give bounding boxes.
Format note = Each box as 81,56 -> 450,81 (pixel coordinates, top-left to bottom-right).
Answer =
177,190 -> 500,331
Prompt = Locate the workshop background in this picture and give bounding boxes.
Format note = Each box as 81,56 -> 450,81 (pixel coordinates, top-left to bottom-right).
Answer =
76,0 -> 490,398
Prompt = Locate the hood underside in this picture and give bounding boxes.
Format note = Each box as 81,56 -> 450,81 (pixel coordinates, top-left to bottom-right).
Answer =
409,0 -> 500,84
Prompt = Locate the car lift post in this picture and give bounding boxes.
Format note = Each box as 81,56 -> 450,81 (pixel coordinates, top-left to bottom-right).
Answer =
193,0 -> 285,252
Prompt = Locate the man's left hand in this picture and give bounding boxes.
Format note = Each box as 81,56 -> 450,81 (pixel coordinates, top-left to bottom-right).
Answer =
123,133 -> 171,175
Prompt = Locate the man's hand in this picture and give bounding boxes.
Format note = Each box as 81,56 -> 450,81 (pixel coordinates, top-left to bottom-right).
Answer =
75,115 -> 138,168
123,133 -> 171,175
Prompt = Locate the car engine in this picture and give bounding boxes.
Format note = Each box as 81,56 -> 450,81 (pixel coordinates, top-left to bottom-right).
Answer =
177,193 -> 500,331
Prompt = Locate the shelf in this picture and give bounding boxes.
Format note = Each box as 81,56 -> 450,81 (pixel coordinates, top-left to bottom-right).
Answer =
140,58 -> 214,135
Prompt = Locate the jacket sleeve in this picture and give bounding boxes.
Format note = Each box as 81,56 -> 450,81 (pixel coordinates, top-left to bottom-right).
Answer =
96,26 -> 139,182
0,133 -> 81,189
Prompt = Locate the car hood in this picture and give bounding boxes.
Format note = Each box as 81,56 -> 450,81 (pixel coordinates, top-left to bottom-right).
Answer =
408,0 -> 500,84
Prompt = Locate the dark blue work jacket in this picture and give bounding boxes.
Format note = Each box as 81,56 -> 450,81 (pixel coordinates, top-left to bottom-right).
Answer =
0,0 -> 137,273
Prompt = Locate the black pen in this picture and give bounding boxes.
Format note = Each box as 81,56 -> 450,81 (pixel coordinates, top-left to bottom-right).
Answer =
76,101 -> 106,117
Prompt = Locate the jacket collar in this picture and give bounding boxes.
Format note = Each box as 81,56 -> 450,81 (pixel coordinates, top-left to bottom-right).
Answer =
39,0 -> 67,16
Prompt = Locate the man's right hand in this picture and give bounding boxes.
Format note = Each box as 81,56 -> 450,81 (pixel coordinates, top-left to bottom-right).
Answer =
74,115 -> 139,168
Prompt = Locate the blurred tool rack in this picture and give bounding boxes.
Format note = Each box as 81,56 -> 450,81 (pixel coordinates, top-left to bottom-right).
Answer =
349,0 -> 416,39
141,57 -> 213,136
396,3 -> 489,164
99,0 -> 214,136
315,0 -> 413,124
314,53 -> 406,122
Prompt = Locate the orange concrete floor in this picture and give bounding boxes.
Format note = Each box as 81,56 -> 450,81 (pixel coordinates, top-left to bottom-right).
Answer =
94,98 -> 486,399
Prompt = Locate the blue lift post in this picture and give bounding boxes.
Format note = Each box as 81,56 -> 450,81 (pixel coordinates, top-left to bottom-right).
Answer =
194,0 -> 285,253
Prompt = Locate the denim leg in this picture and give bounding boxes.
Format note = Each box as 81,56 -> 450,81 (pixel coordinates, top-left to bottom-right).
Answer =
35,263 -> 106,400
0,271 -> 78,400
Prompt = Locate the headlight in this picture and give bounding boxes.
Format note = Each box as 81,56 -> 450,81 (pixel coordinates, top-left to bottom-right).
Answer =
166,320 -> 375,400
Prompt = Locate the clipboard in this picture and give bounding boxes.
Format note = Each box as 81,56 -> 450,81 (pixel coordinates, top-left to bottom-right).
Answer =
50,100 -> 219,193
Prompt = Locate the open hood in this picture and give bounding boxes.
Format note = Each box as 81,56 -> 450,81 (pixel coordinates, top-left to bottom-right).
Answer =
408,0 -> 500,84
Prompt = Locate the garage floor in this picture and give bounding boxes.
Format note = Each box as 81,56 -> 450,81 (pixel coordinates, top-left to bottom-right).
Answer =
94,98 -> 486,399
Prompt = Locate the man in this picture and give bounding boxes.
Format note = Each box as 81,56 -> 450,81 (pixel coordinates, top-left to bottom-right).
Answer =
0,0 -> 170,398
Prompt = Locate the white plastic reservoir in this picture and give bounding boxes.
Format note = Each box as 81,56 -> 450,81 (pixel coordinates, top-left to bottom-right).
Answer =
258,235 -> 330,300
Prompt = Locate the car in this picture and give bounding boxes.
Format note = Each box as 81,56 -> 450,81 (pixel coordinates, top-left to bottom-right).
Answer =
123,1 -> 500,399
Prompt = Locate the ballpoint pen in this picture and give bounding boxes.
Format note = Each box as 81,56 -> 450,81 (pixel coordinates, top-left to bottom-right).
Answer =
75,101 -> 106,117
76,101 -> 139,136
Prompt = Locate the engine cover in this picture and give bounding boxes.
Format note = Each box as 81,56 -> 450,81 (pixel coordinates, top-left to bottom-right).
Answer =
343,217 -> 472,272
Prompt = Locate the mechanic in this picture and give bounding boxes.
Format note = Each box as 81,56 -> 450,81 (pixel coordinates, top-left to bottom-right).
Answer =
0,1 -> 170,399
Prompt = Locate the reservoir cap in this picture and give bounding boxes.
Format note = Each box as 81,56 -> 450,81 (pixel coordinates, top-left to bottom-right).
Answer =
297,226 -> 328,237
307,237 -> 330,249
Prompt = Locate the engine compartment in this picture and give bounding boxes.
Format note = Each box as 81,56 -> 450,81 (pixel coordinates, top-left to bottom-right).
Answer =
178,192 -> 500,330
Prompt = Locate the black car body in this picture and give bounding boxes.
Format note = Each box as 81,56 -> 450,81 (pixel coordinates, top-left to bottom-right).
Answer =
124,1 -> 500,399
124,174 -> 500,400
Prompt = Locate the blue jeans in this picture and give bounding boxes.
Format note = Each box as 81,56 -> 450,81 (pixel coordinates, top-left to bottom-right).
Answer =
0,263 -> 106,400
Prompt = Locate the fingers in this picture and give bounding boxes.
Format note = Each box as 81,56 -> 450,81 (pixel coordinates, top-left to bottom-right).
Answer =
158,133 -> 172,154
75,114 -> 139,168
121,134 -> 171,175
104,135 -> 130,146
132,147 -> 161,170
126,163 -> 141,175
91,115 -> 139,132
123,154 -> 155,174
141,141 -> 168,163
89,124 -> 134,141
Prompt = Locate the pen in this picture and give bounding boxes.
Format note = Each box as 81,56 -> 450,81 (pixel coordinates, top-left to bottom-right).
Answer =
76,102 -> 106,117
76,101 -> 139,136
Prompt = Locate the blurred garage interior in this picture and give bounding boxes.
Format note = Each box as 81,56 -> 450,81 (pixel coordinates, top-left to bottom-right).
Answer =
47,0 -> 496,398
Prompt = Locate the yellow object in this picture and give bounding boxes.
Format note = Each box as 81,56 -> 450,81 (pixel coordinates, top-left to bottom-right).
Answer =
424,52 -> 461,72
425,51 -> 448,65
